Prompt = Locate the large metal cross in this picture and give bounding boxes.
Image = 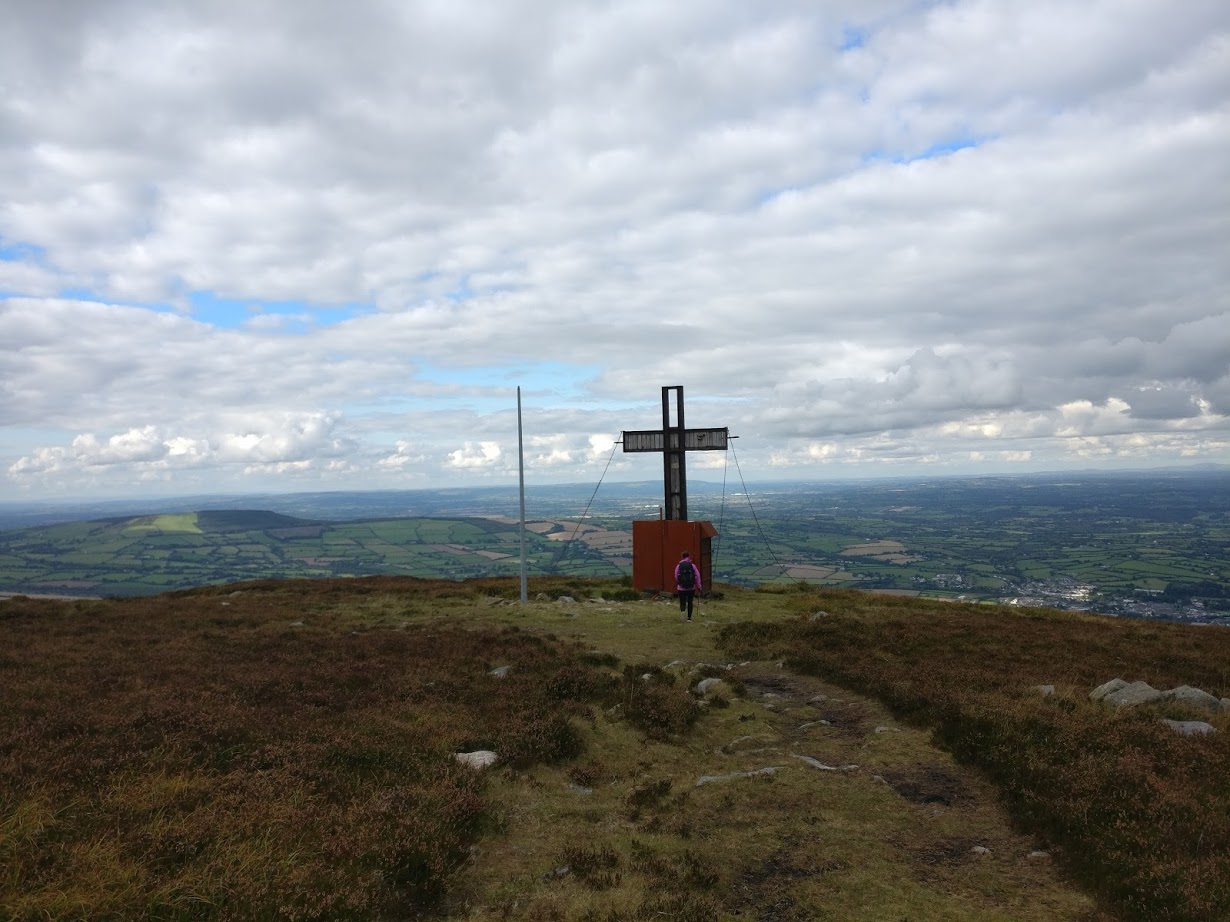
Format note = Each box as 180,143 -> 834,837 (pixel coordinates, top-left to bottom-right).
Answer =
622,385 -> 729,521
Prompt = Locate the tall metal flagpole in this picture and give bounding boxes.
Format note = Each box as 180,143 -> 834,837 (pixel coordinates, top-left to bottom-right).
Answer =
517,386 -> 528,604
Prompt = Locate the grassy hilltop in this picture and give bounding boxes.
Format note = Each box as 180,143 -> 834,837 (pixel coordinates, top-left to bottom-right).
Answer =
2,578 -> 1228,921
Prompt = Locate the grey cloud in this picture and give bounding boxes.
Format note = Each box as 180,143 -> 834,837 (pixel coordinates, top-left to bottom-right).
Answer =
1,0 -> 1227,495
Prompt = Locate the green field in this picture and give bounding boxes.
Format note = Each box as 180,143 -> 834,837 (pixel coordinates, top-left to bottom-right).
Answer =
1,474 -> 1228,621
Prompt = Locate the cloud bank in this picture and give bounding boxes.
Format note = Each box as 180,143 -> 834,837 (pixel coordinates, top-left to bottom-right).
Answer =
2,0 -> 1227,497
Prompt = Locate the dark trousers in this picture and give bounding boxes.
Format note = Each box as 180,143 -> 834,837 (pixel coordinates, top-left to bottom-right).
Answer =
678,590 -> 696,619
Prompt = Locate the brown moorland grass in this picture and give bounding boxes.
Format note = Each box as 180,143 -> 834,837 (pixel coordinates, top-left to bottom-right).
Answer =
717,587 -> 1230,922
0,578 -> 640,920
5,574 -> 1214,920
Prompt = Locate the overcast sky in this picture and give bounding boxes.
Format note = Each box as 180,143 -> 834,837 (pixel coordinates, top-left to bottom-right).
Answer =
2,0 -> 1228,500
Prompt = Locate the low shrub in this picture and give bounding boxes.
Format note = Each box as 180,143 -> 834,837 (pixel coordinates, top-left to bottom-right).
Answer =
0,584 -> 618,919
718,600 -> 1230,922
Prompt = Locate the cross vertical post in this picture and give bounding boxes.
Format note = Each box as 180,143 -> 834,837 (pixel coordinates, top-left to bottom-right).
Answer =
663,385 -> 687,520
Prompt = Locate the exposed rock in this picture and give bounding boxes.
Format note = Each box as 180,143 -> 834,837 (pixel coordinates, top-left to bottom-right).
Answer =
534,592 -> 550,601
455,750 -> 498,770
695,677 -> 723,695
874,726 -> 902,734
1161,719 -> 1216,736
970,846 -> 992,857
540,865 -> 571,881
568,784 -> 594,796
1034,684 -> 1056,696
1027,850 -> 1051,860
556,595 -> 576,604
809,610 -> 830,620
1102,680 -> 1164,709
1164,685 -> 1224,712
1090,678 -> 1129,701
288,620 -> 306,628
696,766 -> 780,787
489,665 -> 511,678
797,720 -> 832,731
792,755 -> 858,772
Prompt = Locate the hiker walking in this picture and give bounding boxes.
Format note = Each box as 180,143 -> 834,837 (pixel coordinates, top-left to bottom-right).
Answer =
675,551 -> 702,622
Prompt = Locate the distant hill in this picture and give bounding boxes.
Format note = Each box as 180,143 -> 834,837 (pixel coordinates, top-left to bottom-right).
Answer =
0,509 -> 624,597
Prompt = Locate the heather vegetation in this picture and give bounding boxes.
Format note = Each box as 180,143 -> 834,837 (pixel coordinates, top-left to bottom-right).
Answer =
719,587 -> 1230,922
3,575 -> 1225,920
0,578 -> 620,920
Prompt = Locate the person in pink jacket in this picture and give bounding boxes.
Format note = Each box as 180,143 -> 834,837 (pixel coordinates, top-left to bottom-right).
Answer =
674,551 -> 702,622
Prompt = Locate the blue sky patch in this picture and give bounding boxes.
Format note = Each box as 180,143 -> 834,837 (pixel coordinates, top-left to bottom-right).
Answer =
0,241 -> 45,262
186,291 -> 365,330
839,26 -> 867,51
862,135 -> 989,165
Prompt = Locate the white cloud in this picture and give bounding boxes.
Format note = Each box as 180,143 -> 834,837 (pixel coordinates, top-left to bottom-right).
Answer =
1,0 -> 1227,497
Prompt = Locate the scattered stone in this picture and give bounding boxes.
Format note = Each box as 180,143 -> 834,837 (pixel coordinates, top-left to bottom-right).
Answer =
568,784 -> 594,796
874,726 -> 902,734
666,660 -> 686,668
1034,684 -> 1056,696
229,590 -> 243,597
1090,678 -> 1129,701
1161,719 -> 1216,736
808,694 -> 828,704
489,665 -> 511,678
792,755 -> 858,772
556,595 -> 576,604
809,610 -> 830,620
1027,850 -> 1051,860
288,620 -> 305,628
455,750 -> 498,770
971,846 -> 992,857
696,766 -> 780,787
797,720 -> 831,731
481,595 -> 504,607
535,592 -> 550,601
1102,680 -> 1164,709
641,673 -> 654,682
540,865 -> 571,881
1165,685 -> 1225,712
696,677 -> 723,695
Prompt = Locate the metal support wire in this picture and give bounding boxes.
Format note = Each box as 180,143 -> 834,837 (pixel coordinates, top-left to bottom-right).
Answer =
727,439 -> 798,584
547,439 -> 620,575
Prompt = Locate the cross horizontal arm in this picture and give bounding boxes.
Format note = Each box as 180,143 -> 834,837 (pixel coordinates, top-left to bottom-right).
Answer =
621,427 -> 729,453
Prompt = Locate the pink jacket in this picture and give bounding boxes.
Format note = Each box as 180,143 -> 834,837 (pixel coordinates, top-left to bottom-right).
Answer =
674,561 -> 702,593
